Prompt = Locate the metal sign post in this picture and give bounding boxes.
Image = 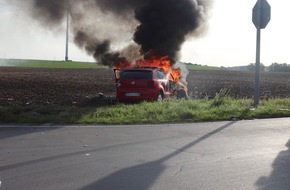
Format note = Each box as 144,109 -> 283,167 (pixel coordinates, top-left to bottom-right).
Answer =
252,0 -> 271,107
254,28 -> 261,107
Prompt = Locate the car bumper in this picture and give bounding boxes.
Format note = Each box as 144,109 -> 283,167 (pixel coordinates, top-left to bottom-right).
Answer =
117,89 -> 159,102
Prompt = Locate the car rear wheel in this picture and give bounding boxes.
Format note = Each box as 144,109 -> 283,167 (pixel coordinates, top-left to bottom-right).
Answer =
157,92 -> 163,102
177,89 -> 187,99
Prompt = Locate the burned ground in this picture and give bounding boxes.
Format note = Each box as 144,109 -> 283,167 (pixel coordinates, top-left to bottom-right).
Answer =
0,67 -> 290,106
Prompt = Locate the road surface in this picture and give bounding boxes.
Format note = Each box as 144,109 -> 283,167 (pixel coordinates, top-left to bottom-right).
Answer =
1,118 -> 290,190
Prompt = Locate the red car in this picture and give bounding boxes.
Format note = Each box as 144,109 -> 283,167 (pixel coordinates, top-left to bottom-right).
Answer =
115,67 -> 187,102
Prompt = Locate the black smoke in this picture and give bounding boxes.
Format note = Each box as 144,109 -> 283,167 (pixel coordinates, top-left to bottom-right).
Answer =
134,0 -> 207,63
17,0 -> 212,67
30,0 -> 68,27
94,0 -> 148,14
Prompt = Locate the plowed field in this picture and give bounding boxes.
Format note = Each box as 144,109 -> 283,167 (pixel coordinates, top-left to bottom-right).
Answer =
1,67 -> 290,106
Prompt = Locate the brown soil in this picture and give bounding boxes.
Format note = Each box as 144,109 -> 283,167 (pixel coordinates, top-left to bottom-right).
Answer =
1,67 -> 290,106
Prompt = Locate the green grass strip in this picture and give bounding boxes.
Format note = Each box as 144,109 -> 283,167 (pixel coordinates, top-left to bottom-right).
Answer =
1,98 -> 290,125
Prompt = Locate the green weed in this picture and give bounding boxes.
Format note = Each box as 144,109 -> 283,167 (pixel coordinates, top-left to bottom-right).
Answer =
1,98 -> 290,125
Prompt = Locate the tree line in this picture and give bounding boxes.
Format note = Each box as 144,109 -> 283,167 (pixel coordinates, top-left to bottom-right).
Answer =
248,63 -> 290,72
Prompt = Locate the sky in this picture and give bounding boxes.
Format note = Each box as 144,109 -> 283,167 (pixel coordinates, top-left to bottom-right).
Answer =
0,0 -> 289,67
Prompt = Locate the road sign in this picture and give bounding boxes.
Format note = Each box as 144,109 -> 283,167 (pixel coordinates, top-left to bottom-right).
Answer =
252,0 -> 271,29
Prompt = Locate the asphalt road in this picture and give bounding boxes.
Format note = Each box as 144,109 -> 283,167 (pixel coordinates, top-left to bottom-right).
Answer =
1,118 -> 290,190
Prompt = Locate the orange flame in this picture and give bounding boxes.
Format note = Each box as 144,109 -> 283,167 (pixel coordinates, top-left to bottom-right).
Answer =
113,60 -> 133,69
137,55 -> 171,73
114,53 -> 181,82
136,55 -> 181,82
170,68 -> 181,83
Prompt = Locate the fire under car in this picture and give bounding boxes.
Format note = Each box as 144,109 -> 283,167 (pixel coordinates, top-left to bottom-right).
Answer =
114,67 -> 188,102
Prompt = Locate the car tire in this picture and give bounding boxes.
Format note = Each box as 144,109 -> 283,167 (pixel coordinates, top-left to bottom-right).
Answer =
177,89 -> 187,99
157,92 -> 163,102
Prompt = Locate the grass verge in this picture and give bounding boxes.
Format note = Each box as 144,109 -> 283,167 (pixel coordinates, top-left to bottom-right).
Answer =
1,98 -> 290,125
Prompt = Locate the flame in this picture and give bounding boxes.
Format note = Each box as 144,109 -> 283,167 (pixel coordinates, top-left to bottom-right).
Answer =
169,68 -> 181,83
137,55 -> 171,73
136,55 -> 181,82
114,53 -> 181,82
113,59 -> 133,69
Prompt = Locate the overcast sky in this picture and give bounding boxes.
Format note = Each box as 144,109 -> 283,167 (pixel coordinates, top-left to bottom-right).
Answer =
0,0 -> 289,67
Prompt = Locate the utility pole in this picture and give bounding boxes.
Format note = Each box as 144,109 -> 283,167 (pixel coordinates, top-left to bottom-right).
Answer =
65,9 -> 69,62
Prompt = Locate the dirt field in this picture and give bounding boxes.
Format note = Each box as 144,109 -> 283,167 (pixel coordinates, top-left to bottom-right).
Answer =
1,67 -> 290,106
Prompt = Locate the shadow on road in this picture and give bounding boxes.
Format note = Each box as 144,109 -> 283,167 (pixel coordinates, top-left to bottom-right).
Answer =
256,138 -> 290,190
80,121 -> 237,190
0,127 -> 59,140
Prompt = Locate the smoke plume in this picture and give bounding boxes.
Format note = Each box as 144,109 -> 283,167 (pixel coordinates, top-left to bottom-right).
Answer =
16,0 -> 213,67
30,0 -> 68,27
134,0 -> 210,63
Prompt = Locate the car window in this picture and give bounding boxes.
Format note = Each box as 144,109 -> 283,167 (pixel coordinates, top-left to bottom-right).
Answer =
157,70 -> 166,79
120,70 -> 152,79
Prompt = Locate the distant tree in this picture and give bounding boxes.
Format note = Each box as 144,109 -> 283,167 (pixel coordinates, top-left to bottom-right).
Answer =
268,63 -> 290,72
260,63 -> 266,72
248,63 -> 265,72
248,63 -> 255,71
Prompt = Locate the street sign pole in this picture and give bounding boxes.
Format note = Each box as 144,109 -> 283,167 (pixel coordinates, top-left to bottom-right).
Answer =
254,28 -> 261,107
252,0 -> 271,107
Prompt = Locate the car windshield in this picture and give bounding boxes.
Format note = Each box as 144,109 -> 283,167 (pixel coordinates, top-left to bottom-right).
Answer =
120,70 -> 152,79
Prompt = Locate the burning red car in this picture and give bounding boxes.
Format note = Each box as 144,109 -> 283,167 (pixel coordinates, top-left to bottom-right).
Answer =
114,55 -> 188,102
